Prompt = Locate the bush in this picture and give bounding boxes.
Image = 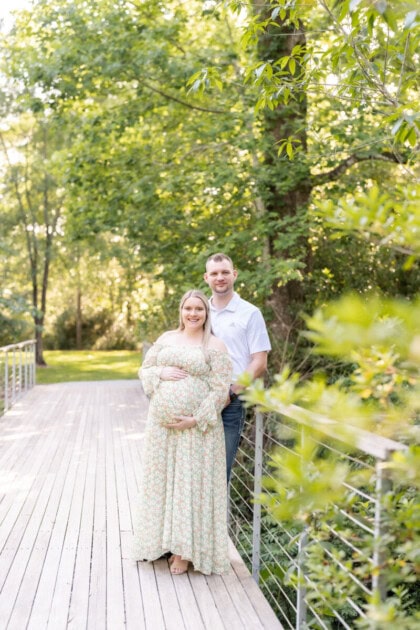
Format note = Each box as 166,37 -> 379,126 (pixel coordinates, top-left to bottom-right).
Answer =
46,308 -> 113,350
93,319 -> 140,350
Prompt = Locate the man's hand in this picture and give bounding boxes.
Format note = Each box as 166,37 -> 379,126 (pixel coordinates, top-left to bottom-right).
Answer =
164,415 -> 197,430
160,367 -> 189,381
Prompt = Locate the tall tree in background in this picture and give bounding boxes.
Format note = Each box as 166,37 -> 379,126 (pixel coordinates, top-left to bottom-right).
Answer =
0,115 -> 66,364
253,1 -> 311,341
216,0 -> 418,343
1,0 -> 417,363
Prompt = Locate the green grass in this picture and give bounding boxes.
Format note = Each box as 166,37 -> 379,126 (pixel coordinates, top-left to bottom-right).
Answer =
36,350 -> 141,384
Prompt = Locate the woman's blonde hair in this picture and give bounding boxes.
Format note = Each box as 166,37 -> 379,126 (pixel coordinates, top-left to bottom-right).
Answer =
178,289 -> 212,349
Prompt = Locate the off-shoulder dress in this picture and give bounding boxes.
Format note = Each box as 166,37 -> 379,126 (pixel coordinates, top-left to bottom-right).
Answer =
132,343 -> 232,575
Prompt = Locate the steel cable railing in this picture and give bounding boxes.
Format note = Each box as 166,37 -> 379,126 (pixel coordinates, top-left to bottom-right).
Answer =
228,408 -> 409,628
0,339 -> 36,415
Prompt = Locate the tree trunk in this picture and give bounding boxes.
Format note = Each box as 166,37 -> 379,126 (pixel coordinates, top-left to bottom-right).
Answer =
255,10 -> 313,343
76,286 -> 82,350
35,317 -> 46,366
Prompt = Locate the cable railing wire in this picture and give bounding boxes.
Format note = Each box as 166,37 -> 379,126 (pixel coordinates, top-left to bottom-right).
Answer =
228,407 -> 408,628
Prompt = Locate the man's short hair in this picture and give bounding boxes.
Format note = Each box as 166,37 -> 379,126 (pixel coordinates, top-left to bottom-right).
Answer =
206,252 -> 234,268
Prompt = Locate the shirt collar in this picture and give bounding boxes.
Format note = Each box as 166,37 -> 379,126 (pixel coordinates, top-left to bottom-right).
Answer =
209,292 -> 239,313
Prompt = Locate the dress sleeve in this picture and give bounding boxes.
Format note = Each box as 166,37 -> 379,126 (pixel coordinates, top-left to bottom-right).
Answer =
138,344 -> 162,397
195,350 -> 232,432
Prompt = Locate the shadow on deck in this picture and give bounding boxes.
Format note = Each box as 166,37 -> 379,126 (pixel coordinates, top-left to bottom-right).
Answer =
0,381 -> 282,629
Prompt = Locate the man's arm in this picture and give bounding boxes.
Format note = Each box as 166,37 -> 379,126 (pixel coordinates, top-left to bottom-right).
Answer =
231,351 -> 268,395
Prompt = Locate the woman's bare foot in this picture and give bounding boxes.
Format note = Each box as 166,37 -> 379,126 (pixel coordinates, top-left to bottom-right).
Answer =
170,555 -> 189,575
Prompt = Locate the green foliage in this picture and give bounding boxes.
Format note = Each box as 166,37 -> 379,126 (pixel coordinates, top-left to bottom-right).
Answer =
262,434 -> 351,521
2,0 -> 418,362
222,0 -> 420,158
243,288 -> 420,624
0,294 -> 32,346
316,185 -> 420,260
46,307 -> 113,350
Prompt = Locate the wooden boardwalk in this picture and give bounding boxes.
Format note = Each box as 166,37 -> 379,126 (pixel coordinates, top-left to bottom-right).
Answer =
0,381 -> 282,629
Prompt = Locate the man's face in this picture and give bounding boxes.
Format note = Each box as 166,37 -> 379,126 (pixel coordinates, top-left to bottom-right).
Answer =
204,259 -> 237,296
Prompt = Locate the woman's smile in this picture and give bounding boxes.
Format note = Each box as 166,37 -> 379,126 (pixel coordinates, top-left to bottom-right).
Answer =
181,296 -> 206,329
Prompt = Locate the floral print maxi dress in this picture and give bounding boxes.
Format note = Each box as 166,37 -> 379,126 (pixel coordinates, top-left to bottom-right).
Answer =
132,343 -> 232,575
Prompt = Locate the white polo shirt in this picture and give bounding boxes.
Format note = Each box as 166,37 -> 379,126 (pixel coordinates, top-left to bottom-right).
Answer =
209,292 -> 271,381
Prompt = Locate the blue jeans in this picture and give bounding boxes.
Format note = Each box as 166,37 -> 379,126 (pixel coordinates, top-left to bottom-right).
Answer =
222,398 -> 246,483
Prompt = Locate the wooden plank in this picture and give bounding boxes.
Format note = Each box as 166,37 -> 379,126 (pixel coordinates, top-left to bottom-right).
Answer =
67,394 -> 97,629
0,381 -> 285,630
137,560 -> 166,629
86,387 -> 107,630
205,574 -> 245,630
27,393 -> 88,630
171,571 -> 206,630
0,388 -> 65,539
188,571 -> 226,630
0,392 -> 50,474
0,420 -> 64,583
46,404 -> 93,629
0,394 -> 79,626
220,555 -> 264,629
111,385 -> 134,533
121,531 -> 146,630
228,541 -> 284,629
153,558 -> 185,630
104,387 -> 125,630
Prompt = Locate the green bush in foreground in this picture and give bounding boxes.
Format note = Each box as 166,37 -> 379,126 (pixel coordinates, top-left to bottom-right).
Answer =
244,293 -> 420,627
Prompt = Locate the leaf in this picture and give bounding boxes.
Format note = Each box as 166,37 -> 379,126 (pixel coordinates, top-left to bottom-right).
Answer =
338,0 -> 351,22
407,127 -> 417,147
349,0 -> 363,12
255,63 -> 266,79
271,7 -> 280,20
391,118 -> 404,136
404,10 -> 417,29
375,0 -> 388,15
402,255 -> 416,271
289,58 -> 296,75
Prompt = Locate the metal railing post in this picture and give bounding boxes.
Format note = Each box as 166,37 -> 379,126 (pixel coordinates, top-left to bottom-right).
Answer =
296,425 -> 308,629
18,345 -> 23,398
24,345 -> 28,391
296,528 -> 308,629
32,340 -> 36,386
252,410 -> 263,582
4,351 -> 9,412
373,456 -> 392,600
12,348 -> 16,406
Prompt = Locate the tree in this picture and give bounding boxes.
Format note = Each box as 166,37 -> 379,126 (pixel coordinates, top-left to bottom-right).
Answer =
1,0 -> 418,366
0,114 -> 66,364
191,0 -> 418,347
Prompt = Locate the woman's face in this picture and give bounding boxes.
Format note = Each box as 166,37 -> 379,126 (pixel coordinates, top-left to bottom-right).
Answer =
181,296 -> 207,331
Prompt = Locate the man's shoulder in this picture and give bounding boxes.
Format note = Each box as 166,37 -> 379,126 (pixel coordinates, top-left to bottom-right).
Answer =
235,294 -> 262,315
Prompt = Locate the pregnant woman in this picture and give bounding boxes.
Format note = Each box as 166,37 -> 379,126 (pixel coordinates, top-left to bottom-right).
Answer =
132,289 -> 232,575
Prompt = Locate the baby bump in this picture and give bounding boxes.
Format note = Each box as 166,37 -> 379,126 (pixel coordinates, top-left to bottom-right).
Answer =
150,377 -> 209,424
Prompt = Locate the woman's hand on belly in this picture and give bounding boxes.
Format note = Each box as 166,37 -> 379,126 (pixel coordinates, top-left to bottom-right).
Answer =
164,415 -> 197,430
160,367 -> 189,381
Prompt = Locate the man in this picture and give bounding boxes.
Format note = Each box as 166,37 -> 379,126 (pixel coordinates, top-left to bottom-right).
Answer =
204,253 -> 271,482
